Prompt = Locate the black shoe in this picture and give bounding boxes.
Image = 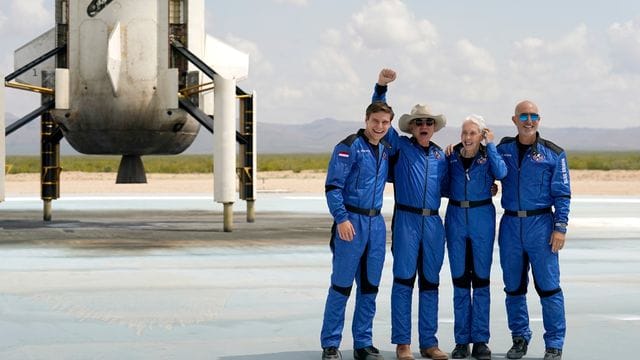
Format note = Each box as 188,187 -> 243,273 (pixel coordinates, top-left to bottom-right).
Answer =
322,347 -> 342,360
506,336 -> 527,359
471,343 -> 491,360
354,345 -> 384,360
451,344 -> 470,359
544,348 -> 562,360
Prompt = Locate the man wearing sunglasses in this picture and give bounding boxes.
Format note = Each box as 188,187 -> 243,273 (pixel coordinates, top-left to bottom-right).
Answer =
373,69 -> 450,360
496,101 -> 571,360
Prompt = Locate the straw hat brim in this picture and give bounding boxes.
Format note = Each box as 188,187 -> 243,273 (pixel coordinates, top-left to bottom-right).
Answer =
398,113 -> 446,134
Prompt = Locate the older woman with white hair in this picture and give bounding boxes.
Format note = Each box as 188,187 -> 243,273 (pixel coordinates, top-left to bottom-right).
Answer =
443,114 -> 507,360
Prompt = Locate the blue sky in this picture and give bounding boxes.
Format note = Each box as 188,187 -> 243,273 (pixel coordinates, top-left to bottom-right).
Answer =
2,0 -> 640,128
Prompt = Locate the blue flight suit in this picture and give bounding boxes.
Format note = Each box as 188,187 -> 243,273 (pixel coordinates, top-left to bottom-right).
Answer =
321,129 -> 391,350
497,134 -> 571,350
373,86 -> 449,349
444,143 -> 507,345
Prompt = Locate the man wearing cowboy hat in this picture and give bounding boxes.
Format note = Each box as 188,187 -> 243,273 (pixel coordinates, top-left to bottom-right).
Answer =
373,68 -> 450,360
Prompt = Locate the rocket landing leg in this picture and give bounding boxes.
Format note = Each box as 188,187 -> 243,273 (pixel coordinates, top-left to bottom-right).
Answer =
41,71 -> 61,221
43,200 -> 52,221
246,200 -> 255,223
223,203 -> 233,232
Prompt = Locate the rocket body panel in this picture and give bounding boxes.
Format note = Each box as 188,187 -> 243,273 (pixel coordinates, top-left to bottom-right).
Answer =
13,28 -> 57,86
6,0 -> 254,214
52,0 -> 198,155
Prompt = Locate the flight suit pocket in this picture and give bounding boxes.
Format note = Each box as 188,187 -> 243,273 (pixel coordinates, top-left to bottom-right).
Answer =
538,168 -> 551,195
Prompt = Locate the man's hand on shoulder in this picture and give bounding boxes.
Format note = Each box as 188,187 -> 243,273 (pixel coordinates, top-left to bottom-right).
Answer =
378,68 -> 397,86
444,143 -> 455,156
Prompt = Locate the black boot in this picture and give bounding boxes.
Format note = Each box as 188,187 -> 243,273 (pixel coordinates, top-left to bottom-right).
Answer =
506,336 -> 527,359
471,343 -> 491,360
322,347 -> 342,360
451,344 -> 470,359
543,348 -> 562,360
354,345 -> 384,360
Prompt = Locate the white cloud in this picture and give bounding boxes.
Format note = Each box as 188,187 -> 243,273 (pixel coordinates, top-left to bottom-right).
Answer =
607,17 -> 640,73
306,46 -> 364,117
0,53 -> 12,75
455,39 -> 497,74
502,24 -> 640,127
548,24 -> 589,54
0,11 -> 7,32
306,1 -> 505,122
223,34 -> 274,77
509,25 -> 602,85
3,1 -> 638,129
217,5 -> 640,129
320,28 -> 343,47
273,0 -> 309,6
309,48 -> 359,84
7,0 -> 52,35
271,85 -> 305,103
348,0 -> 438,53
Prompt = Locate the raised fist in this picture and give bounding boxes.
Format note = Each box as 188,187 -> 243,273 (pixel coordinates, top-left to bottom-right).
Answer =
378,68 -> 397,86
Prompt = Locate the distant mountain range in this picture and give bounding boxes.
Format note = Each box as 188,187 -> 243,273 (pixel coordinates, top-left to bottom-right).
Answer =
4,113 -> 640,155
255,118 -> 640,153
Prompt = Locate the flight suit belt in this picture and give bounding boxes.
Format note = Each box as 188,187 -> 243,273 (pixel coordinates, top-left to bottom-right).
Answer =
345,204 -> 381,216
449,198 -> 492,208
395,203 -> 439,216
504,207 -> 552,217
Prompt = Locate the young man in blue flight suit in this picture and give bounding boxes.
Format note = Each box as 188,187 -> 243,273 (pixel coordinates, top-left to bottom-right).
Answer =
444,115 -> 507,360
374,69 -> 450,360
497,100 -> 570,360
321,101 -> 394,360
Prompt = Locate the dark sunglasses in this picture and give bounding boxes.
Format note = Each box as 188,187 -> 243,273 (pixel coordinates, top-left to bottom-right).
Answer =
413,118 -> 436,126
518,113 -> 540,122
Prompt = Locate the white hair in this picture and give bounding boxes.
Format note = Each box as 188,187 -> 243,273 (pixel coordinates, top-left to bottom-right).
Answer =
462,114 -> 486,132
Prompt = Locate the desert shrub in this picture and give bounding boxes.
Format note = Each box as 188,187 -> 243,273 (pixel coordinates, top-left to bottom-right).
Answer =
5,152 -> 637,173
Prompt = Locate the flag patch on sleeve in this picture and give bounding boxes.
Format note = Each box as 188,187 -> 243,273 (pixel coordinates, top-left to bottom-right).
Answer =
338,151 -> 350,158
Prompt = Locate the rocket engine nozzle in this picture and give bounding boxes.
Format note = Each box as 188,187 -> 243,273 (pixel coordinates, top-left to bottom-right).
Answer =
116,155 -> 147,184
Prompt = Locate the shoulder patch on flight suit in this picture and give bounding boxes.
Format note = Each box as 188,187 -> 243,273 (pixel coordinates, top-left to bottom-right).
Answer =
380,138 -> 392,149
538,137 -> 564,155
339,133 -> 359,147
498,136 -> 516,146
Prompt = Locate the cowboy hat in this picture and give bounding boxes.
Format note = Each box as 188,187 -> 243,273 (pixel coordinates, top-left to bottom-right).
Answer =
398,104 -> 446,133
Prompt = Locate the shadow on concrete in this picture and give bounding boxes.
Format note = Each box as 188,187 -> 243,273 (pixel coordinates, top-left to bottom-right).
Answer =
220,352 -> 317,360
0,210 -> 332,250
219,349 -> 398,359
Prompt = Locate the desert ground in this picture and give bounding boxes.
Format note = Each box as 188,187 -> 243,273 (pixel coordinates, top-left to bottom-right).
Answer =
3,169 -> 640,196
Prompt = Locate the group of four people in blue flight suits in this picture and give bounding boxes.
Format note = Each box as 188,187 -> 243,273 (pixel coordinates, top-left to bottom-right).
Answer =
320,68 -> 571,360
